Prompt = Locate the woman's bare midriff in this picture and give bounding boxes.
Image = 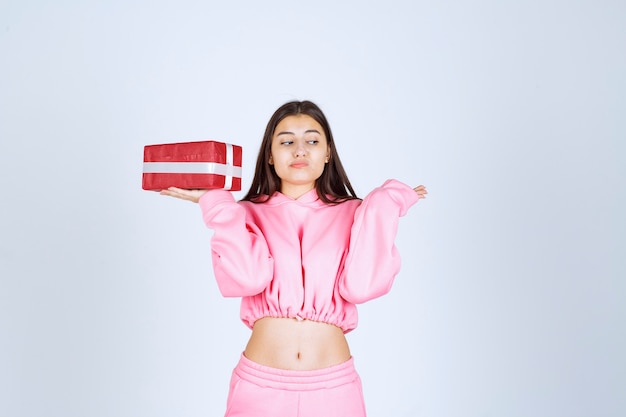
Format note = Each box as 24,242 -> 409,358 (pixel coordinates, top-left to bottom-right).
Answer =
244,317 -> 351,371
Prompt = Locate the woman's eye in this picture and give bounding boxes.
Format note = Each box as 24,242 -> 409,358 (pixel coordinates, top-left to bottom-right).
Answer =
307,140 -> 319,145
281,141 -> 293,145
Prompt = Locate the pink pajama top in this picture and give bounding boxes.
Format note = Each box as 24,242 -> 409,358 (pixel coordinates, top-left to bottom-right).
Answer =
198,179 -> 419,333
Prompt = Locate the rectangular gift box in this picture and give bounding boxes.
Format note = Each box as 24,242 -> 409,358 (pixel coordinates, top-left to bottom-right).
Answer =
142,140 -> 243,191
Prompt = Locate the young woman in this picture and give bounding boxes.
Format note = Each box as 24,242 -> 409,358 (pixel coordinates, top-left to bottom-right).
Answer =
161,100 -> 427,417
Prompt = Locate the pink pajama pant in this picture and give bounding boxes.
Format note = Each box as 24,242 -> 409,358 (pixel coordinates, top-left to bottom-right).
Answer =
224,354 -> 367,417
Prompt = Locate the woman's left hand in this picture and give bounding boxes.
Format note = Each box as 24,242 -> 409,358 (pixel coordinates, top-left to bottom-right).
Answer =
414,185 -> 428,199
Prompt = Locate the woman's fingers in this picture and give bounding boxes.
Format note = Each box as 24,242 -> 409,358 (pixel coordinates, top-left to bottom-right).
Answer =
413,185 -> 428,198
160,187 -> 207,203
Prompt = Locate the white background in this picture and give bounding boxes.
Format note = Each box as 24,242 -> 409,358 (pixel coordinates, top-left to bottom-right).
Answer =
1,1 -> 624,416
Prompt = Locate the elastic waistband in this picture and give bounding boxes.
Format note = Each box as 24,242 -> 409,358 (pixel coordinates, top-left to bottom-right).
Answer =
234,353 -> 359,391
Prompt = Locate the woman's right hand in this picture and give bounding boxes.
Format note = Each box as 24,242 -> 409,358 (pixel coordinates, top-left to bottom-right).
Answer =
160,187 -> 208,203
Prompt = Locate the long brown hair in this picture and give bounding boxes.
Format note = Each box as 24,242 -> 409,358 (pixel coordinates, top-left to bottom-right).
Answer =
241,100 -> 358,204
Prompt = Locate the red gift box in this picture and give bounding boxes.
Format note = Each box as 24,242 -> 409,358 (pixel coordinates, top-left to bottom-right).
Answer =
142,140 -> 243,191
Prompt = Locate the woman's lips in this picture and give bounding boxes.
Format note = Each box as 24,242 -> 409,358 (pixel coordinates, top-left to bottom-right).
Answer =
290,161 -> 309,168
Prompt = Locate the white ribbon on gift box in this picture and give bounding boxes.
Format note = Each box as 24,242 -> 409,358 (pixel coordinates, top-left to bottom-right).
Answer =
143,144 -> 241,189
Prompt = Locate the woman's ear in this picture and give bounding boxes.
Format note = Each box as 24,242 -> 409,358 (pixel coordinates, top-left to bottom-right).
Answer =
269,155 -> 274,165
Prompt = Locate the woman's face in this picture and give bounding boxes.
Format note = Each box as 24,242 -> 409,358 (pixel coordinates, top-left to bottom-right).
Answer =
269,114 -> 330,199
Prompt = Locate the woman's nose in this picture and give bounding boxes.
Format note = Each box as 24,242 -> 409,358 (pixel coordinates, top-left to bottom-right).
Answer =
294,143 -> 307,157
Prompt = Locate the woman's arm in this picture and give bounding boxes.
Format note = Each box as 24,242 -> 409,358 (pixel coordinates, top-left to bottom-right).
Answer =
338,180 -> 426,304
162,187 -> 274,297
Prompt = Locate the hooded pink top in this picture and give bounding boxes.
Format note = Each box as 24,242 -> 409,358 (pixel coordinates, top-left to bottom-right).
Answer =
198,179 -> 419,333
